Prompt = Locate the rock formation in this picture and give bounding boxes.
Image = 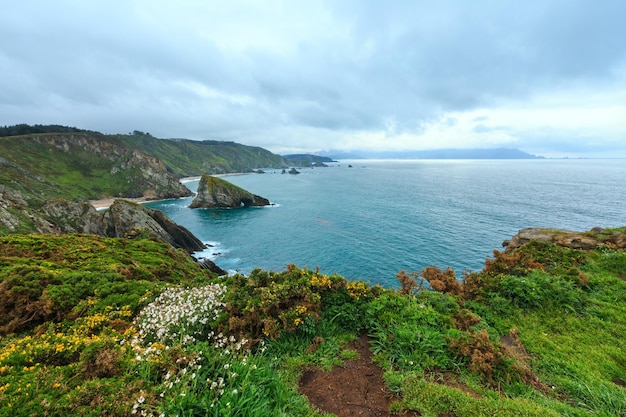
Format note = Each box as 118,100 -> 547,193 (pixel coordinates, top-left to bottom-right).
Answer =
503,227 -> 626,252
1,193 -> 208,254
189,175 -> 271,209
100,200 -> 206,252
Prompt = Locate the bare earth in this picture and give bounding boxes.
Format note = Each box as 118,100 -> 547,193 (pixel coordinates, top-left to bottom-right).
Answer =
299,334 -> 418,417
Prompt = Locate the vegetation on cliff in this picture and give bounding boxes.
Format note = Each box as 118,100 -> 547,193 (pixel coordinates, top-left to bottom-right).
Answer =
0,126 -> 287,180
1,228 -> 625,416
111,131 -> 287,177
189,175 -> 271,208
0,132 -> 191,202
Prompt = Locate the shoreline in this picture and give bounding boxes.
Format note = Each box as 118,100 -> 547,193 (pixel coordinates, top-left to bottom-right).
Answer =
89,196 -> 154,210
89,173 -> 250,210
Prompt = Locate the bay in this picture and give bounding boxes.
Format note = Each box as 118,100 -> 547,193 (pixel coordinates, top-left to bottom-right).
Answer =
146,159 -> 626,288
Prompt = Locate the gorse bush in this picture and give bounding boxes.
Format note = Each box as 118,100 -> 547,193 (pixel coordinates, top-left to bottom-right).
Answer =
222,265 -> 349,342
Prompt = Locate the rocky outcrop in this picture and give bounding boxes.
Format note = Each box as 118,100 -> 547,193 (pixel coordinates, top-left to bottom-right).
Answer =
40,199 -> 106,235
503,227 -> 626,252
0,192 -> 207,253
189,175 -> 271,209
100,200 -> 206,252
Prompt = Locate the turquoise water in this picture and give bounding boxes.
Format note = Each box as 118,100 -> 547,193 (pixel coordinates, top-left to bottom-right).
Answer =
146,159 -> 626,288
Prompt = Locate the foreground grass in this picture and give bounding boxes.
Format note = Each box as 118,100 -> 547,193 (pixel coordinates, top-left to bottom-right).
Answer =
1,233 -> 625,416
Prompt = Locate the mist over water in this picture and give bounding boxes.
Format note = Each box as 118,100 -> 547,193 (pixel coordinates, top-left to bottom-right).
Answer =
146,159 -> 626,288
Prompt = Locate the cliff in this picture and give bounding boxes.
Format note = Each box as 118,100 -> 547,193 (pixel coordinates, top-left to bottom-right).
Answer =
189,175 -> 271,208
0,132 -> 192,201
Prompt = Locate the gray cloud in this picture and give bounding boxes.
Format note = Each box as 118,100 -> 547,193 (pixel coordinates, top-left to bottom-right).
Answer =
1,0 -> 625,156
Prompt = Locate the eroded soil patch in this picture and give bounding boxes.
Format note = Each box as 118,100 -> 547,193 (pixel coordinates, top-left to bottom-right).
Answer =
299,334 -> 413,417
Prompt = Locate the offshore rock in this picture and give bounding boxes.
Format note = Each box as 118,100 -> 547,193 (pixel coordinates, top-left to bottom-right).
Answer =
503,227 -> 626,252
189,175 -> 270,208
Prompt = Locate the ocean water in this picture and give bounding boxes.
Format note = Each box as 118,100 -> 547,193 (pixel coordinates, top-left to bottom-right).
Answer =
146,159 -> 626,288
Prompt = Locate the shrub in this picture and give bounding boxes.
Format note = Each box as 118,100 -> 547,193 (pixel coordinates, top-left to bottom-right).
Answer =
448,329 -> 504,383
421,266 -> 462,296
131,284 -> 227,347
499,270 -> 585,311
222,265 -> 346,343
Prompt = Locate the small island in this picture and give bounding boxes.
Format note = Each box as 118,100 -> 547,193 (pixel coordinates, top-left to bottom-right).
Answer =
189,175 -> 271,208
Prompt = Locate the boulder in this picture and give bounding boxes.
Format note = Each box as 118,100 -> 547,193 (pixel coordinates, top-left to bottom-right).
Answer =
189,175 -> 270,208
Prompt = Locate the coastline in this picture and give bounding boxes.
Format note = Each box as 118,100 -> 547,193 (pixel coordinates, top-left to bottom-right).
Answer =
89,173 -> 250,210
89,196 -> 154,210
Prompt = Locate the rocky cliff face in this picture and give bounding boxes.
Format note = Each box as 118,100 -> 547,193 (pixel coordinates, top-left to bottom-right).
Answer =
100,200 -> 206,252
0,133 -> 192,201
503,227 -> 626,252
33,134 -> 193,199
0,195 -> 227,274
189,175 -> 271,208
0,192 -> 205,252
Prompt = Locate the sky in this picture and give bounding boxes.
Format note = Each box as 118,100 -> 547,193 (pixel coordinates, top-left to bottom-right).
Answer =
1,1 -> 625,157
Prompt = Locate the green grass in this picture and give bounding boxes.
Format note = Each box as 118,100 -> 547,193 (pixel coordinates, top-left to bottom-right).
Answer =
1,234 -> 625,416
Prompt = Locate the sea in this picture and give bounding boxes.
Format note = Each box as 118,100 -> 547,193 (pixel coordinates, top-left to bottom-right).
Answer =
145,159 -> 626,288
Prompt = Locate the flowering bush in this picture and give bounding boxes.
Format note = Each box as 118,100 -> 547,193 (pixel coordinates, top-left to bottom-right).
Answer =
131,284 -> 227,347
223,265 -> 346,342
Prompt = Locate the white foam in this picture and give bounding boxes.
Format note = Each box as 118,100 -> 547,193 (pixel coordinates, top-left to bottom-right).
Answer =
193,241 -> 229,261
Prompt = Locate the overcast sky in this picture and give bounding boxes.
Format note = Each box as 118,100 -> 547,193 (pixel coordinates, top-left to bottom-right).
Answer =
1,1 -> 625,157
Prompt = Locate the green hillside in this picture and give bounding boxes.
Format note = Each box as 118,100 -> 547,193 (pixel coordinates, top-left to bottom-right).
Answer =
110,131 -> 288,177
0,132 -> 173,201
0,126 -> 287,203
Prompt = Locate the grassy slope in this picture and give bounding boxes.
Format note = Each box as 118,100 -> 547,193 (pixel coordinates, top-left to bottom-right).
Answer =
0,132 -> 286,203
110,134 -> 288,177
1,232 -> 625,416
0,133 -> 157,200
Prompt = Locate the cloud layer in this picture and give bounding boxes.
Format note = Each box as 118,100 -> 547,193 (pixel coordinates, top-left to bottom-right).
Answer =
2,0 -> 625,156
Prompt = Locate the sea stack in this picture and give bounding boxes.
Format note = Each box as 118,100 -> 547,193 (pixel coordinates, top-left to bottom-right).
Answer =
189,175 -> 271,209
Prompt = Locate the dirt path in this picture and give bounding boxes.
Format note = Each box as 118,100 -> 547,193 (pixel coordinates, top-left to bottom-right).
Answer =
298,334 -> 415,417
